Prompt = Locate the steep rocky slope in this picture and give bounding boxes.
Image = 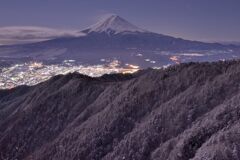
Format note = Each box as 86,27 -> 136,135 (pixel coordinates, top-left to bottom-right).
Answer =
1,60 -> 240,160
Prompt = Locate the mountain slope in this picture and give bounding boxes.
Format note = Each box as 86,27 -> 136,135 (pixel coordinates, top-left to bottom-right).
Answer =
1,60 -> 240,160
0,15 -> 238,67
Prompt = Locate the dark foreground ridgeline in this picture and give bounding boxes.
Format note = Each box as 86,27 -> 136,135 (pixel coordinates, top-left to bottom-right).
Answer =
1,60 -> 240,160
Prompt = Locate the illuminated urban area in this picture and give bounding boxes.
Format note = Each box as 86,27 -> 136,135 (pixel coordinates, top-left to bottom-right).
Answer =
0,60 -> 140,89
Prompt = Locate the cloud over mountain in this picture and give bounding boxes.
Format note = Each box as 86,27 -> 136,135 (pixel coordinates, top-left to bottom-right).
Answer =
0,26 -> 85,45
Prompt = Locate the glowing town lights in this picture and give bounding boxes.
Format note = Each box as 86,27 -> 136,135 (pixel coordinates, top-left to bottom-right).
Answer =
136,53 -> 143,57
170,56 -> 180,64
0,60 -> 139,89
29,62 -> 43,69
126,64 -> 140,69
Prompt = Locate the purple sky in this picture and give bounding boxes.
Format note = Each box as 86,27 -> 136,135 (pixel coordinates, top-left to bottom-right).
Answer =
0,0 -> 239,41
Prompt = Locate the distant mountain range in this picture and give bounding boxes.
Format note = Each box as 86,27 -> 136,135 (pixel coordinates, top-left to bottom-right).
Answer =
1,60 -> 240,160
218,41 -> 240,45
0,15 -> 239,68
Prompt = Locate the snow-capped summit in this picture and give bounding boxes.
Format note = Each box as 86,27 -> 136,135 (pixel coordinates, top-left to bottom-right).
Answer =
82,14 -> 148,35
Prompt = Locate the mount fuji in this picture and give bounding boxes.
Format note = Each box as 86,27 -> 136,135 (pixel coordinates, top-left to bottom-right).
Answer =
0,15 -> 239,68
82,15 -> 147,34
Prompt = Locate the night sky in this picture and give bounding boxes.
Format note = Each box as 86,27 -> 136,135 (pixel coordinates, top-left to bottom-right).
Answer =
0,0 -> 239,41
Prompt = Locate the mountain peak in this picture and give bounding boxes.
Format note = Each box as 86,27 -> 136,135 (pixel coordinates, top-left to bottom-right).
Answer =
105,14 -> 121,21
82,14 -> 147,34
